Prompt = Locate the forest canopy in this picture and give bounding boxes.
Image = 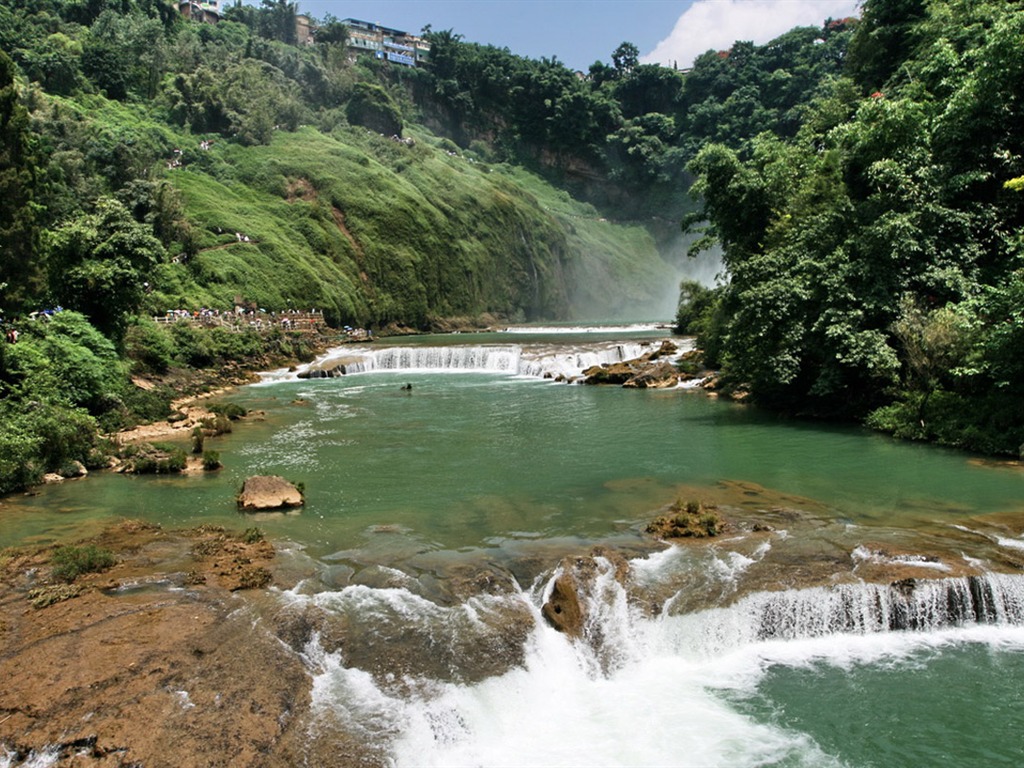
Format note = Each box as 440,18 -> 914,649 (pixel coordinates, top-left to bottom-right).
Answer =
682,0 -> 1024,456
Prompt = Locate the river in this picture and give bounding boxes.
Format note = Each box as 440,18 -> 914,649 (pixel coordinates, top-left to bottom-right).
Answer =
3,325 -> 1024,766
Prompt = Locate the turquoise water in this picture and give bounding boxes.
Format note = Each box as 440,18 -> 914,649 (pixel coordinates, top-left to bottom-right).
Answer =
5,361 -> 1022,555
4,331 -> 1024,766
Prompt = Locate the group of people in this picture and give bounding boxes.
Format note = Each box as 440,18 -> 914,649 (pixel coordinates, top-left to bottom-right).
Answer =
157,307 -> 329,332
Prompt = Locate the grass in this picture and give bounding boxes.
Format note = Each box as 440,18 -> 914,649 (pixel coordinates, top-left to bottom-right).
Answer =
155,125 -> 676,328
50,544 -> 116,583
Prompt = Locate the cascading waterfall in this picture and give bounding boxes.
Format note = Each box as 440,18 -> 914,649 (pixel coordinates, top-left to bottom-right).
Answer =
660,572 -> 1024,659
289,339 -> 689,380
287,556 -> 1024,767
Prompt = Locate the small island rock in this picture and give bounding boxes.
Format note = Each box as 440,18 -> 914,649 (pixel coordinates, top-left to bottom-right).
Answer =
237,475 -> 304,511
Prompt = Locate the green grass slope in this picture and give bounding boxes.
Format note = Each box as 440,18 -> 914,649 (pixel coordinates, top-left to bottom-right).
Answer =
151,125 -> 676,327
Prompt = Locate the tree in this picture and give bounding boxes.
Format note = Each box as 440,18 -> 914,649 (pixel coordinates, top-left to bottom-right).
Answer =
346,82 -> 403,136
46,198 -> 165,341
612,42 -> 639,77
0,49 -> 41,315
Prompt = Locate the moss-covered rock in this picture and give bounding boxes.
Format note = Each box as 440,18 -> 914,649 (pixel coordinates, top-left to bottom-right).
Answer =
646,499 -> 724,539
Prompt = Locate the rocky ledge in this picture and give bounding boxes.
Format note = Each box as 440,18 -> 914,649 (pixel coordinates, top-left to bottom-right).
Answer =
0,521 -> 314,767
582,340 -> 683,388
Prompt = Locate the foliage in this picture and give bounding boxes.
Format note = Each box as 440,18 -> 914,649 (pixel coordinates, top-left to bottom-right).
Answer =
122,442 -> 187,473
45,198 -> 166,341
50,543 -> 116,582
686,0 -> 1024,452
674,279 -> 720,337
346,82 -> 403,136
201,448 -> 221,470
208,401 -> 247,420
0,49 -> 42,315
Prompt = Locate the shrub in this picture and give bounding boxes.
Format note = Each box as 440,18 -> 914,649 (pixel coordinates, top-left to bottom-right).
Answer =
125,442 -> 188,473
242,526 -> 264,543
208,402 -> 247,420
124,320 -> 176,373
191,426 -> 205,454
202,449 -> 221,470
50,544 -> 116,583
201,413 -> 232,435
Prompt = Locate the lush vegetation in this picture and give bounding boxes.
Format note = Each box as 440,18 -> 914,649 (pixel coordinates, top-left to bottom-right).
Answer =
50,543 -> 116,582
2,0 -> 1018,494
683,0 -> 1024,456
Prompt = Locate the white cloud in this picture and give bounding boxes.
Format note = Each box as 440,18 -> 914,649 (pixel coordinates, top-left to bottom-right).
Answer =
642,0 -> 862,69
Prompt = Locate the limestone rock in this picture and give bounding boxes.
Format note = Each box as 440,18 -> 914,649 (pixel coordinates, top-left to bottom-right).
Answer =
582,362 -> 637,385
541,572 -> 585,637
297,356 -> 363,379
645,340 -> 679,360
646,500 -> 724,540
237,475 -> 304,511
623,361 -> 679,389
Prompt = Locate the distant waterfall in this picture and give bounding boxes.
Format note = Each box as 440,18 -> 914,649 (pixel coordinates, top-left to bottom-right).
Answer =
301,341 -> 668,379
345,345 -> 522,373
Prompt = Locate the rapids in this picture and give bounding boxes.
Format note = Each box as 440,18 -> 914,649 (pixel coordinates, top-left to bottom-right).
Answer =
4,326 -> 1024,766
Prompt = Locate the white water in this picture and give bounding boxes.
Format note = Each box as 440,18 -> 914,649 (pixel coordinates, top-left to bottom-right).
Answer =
285,555 -> 1024,767
283,338 -> 692,381
498,323 -> 669,335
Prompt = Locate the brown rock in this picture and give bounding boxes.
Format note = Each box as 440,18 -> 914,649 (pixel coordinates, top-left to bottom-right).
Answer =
582,362 -> 637,385
623,361 -> 680,389
541,572 -> 585,637
647,499 -> 725,539
237,475 -> 304,511
645,340 -> 679,360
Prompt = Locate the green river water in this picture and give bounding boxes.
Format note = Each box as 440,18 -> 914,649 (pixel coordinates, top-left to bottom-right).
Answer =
3,329 -> 1024,766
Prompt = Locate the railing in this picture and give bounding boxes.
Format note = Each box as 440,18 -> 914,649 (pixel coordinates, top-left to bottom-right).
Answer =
152,311 -> 326,333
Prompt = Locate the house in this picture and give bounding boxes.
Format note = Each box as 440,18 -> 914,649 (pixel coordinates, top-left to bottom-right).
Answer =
342,18 -> 430,67
178,0 -> 220,24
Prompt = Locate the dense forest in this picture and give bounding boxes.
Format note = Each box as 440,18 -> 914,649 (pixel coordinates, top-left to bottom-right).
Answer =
1,0 -> 1021,493
678,0 -> 1024,456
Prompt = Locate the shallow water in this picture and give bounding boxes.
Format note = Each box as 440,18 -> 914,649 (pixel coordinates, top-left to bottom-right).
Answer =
5,328 -> 1024,766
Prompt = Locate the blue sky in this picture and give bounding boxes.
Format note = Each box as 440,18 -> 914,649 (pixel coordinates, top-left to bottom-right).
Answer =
295,1 -> 862,72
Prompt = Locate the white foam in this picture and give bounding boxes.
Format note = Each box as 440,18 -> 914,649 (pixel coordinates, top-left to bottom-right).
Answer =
287,571 -> 1024,767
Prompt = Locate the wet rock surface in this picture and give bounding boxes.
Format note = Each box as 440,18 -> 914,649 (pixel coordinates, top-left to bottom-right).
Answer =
582,340 -> 682,387
0,522 -> 319,767
237,475 -> 304,511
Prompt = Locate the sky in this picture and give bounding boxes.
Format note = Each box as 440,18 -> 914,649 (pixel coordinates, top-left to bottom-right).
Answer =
295,0 -> 862,72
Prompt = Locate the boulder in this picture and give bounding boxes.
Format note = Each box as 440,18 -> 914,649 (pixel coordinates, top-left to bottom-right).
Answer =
541,572 -> 585,637
60,460 -> 88,479
237,475 -> 304,511
582,362 -> 637,385
540,548 -> 633,638
646,500 -> 724,539
623,361 -> 680,389
645,340 -> 679,361
297,356 -> 363,379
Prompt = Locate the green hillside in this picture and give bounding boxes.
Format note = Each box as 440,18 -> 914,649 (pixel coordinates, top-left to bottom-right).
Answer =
155,125 -> 673,326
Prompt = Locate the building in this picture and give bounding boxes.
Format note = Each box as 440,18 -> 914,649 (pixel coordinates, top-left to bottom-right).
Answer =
178,0 -> 220,24
295,14 -> 315,45
342,19 -> 430,67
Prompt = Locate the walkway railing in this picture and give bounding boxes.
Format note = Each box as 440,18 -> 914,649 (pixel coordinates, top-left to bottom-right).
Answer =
152,311 -> 326,333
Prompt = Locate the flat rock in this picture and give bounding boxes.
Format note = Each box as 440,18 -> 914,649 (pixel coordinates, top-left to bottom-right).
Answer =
237,475 -> 304,511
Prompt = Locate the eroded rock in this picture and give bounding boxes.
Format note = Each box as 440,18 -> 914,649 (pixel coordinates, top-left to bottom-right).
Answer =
237,475 -> 304,511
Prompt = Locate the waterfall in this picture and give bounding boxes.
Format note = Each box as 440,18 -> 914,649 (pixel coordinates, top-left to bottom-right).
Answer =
660,573 -> 1024,660
298,340 -> 675,379
344,345 -> 522,373
286,567 -> 1024,767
